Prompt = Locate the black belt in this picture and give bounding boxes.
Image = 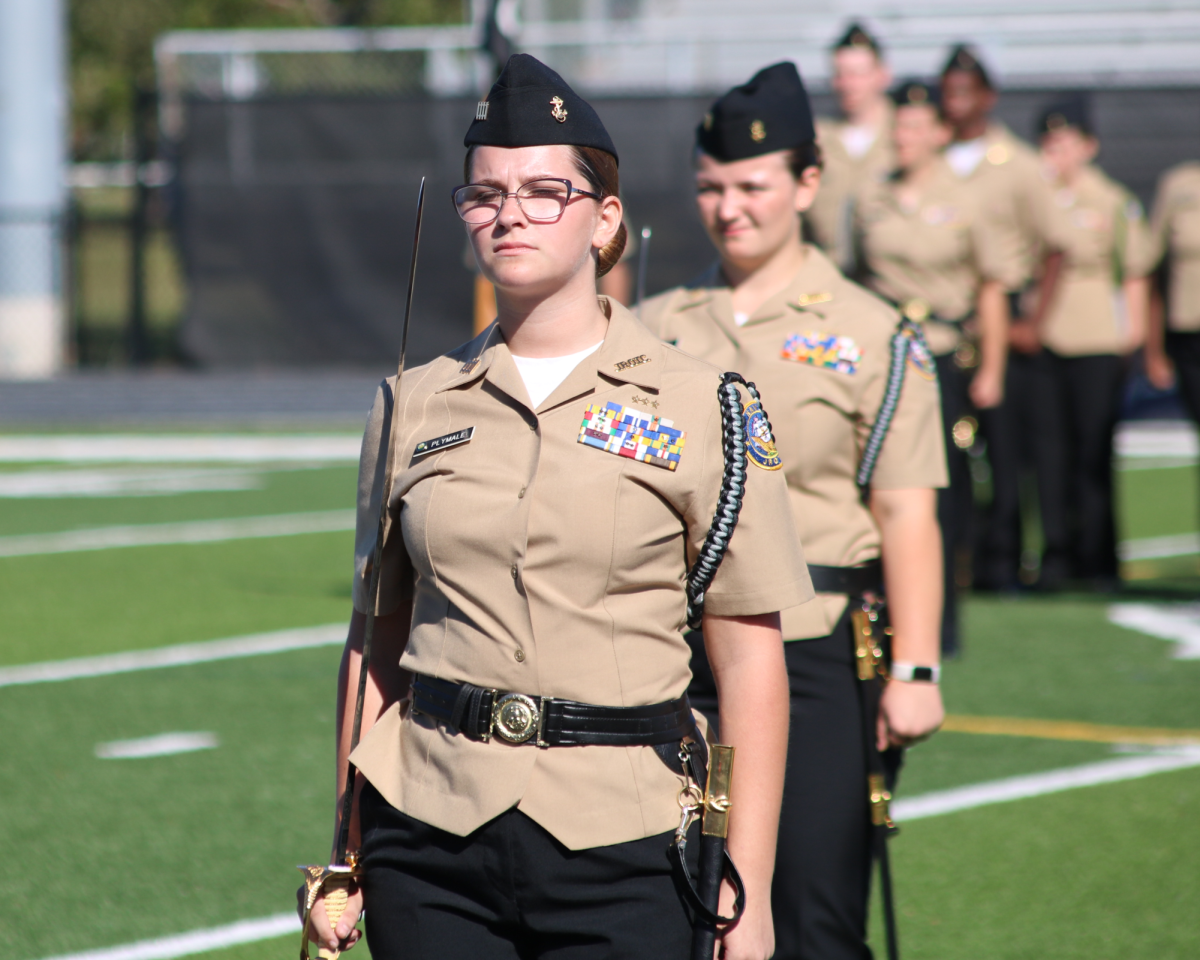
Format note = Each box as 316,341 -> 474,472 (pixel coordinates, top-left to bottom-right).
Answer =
807,559 -> 884,598
411,674 -> 697,748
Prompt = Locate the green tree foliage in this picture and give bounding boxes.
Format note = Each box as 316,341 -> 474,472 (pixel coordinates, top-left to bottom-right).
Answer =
70,0 -> 465,160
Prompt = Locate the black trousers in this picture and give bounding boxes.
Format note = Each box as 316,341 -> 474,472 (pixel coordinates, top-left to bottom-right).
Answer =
688,616 -> 879,960
1034,349 -> 1125,583
935,354 -> 972,655
359,783 -> 695,959
1167,331 -> 1200,423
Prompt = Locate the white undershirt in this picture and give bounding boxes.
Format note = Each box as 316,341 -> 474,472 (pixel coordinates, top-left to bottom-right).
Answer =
733,312 -> 750,327
511,342 -> 603,408
945,137 -> 988,178
840,124 -> 877,160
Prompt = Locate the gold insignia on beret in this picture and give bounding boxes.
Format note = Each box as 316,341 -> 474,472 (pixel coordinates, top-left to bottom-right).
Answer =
1046,112 -> 1067,131
476,101 -> 489,121
749,120 -> 767,142
702,112 -> 713,131
907,86 -> 928,104
986,143 -> 1009,165
615,354 -> 651,372
550,96 -> 568,123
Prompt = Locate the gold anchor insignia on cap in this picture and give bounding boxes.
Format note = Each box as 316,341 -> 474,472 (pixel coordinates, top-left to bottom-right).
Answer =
550,96 -> 568,123
749,120 -> 767,142
476,101 -> 489,120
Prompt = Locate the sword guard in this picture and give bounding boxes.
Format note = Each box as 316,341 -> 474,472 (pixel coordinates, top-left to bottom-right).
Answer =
298,855 -> 362,960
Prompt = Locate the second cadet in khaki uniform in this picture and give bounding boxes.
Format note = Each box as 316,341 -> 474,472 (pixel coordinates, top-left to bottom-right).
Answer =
307,54 -> 812,960
807,22 -> 895,273
642,62 -> 947,960
855,80 -> 1017,657
1027,96 -> 1155,587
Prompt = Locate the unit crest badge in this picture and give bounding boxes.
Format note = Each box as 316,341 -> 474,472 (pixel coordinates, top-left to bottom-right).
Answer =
743,399 -> 782,471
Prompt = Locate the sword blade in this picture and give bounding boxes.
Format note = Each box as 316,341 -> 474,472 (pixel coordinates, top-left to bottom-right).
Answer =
334,176 -> 426,866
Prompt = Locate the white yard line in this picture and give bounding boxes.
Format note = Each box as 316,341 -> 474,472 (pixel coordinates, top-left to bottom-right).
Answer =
1118,532 -> 1200,561
0,624 -> 346,687
33,913 -> 300,960
1108,603 -> 1200,659
0,434 -> 360,463
0,510 -> 355,558
0,466 -> 267,498
29,745 -> 1200,960
95,732 -> 219,759
1114,420 -> 1198,460
892,746 -> 1200,821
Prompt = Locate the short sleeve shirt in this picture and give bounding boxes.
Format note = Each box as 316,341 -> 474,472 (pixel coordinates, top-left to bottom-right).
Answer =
855,159 -> 1022,356
640,246 -> 947,641
1149,162 -> 1200,332
1039,164 -> 1156,355
349,298 -> 813,851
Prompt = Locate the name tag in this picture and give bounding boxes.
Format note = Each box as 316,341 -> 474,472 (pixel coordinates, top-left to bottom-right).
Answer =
413,427 -> 475,458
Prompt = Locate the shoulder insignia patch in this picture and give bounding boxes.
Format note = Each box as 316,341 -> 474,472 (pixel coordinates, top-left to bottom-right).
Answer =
578,401 -> 685,471
903,326 -> 937,380
413,426 -> 475,458
781,331 -> 862,375
743,399 -> 782,470
615,354 -> 651,372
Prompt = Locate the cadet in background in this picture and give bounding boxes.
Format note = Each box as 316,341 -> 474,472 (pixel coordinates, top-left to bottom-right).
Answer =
855,80 -> 1017,659
1028,96 -> 1154,589
938,44 -> 1063,598
807,22 -> 895,274
1145,160 -> 1200,495
642,62 -> 947,960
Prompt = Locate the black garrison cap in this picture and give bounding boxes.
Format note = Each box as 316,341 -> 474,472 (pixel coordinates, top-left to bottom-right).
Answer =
890,80 -> 940,110
941,43 -> 993,89
696,62 -> 815,162
833,21 -> 882,56
1038,94 -> 1094,136
464,53 -> 618,161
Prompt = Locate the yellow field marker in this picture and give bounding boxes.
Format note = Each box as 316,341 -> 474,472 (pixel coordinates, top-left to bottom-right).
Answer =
942,715 -> 1200,746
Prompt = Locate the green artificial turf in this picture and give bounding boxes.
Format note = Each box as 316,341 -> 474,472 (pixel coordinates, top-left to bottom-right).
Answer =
1117,464 -> 1199,541
0,532 -> 354,666
0,465 -> 359,537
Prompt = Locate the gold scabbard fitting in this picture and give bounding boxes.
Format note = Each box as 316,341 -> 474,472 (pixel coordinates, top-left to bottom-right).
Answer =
868,773 -> 895,830
701,744 -> 735,838
298,854 -> 362,960
850,605 -> 886,681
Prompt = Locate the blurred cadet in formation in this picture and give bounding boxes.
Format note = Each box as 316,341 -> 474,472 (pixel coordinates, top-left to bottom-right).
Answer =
306,53 -> 811,960
808,22 -> 895,274
1022,96 -> 1153,589
936,45 -> 1064,601
1146,157 -> 1200,522
854,78 -> 1016,659
642,61 -> 947,959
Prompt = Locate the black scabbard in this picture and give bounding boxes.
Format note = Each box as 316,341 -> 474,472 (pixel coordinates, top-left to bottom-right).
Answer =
691,832 -> 723,960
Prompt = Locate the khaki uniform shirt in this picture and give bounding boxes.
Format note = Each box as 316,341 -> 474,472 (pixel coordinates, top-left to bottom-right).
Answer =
855,159 -> 1021,356
945,122 -> 1054,291
1149,161 -> 1200,331
640,247 -> 947,641
348,298 -> 813,851
810,106 -> 896,272
1039,165 -> 1156,356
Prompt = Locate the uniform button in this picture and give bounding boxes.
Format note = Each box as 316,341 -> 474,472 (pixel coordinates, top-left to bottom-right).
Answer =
518,486 -> 526,499
511,564 -> 518,579
514,649 -> 525,662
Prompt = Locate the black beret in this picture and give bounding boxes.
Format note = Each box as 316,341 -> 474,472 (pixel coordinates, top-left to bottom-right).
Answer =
1038,94 -> 1093,137
890,80 -> 940,110
941,44 -> 993,89
833,21 -> 882,56
464,53 -> 618,161
696,62 -> 815,163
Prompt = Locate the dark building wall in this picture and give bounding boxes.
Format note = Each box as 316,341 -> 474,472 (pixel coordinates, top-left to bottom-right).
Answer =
176,88 -> 1200,369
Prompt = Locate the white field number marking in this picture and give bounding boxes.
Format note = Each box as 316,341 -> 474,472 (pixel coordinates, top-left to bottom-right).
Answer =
94,732 -> 219,760
1108,602 -> 1200,659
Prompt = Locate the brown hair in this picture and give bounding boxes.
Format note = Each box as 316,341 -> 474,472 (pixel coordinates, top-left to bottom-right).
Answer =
463,144 -> 626,278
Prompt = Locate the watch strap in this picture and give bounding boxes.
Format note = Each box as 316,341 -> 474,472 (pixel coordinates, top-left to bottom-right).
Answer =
891,661 -> 940,683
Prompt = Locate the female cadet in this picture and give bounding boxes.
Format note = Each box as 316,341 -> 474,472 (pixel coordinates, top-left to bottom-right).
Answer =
1030,96 -> 1154,588
639,63 -> 947,960
303,55 -> 813,960
854,80 -> 1016,655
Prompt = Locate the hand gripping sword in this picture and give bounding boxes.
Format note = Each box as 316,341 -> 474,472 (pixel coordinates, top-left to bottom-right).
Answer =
299,177 -> 426,960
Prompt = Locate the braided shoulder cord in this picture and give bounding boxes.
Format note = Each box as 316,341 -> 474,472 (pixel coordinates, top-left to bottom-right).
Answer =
855,318 -> 922,495
685,372 -> 768,630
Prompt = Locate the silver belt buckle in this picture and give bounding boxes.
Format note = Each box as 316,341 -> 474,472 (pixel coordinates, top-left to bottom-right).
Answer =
491,692 -> 541,743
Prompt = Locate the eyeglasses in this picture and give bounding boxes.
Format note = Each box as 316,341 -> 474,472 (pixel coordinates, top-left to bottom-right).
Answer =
451,178 -> 601,224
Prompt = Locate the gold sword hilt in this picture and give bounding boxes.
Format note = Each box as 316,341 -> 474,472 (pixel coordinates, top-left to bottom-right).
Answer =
299,853 -> 361,960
